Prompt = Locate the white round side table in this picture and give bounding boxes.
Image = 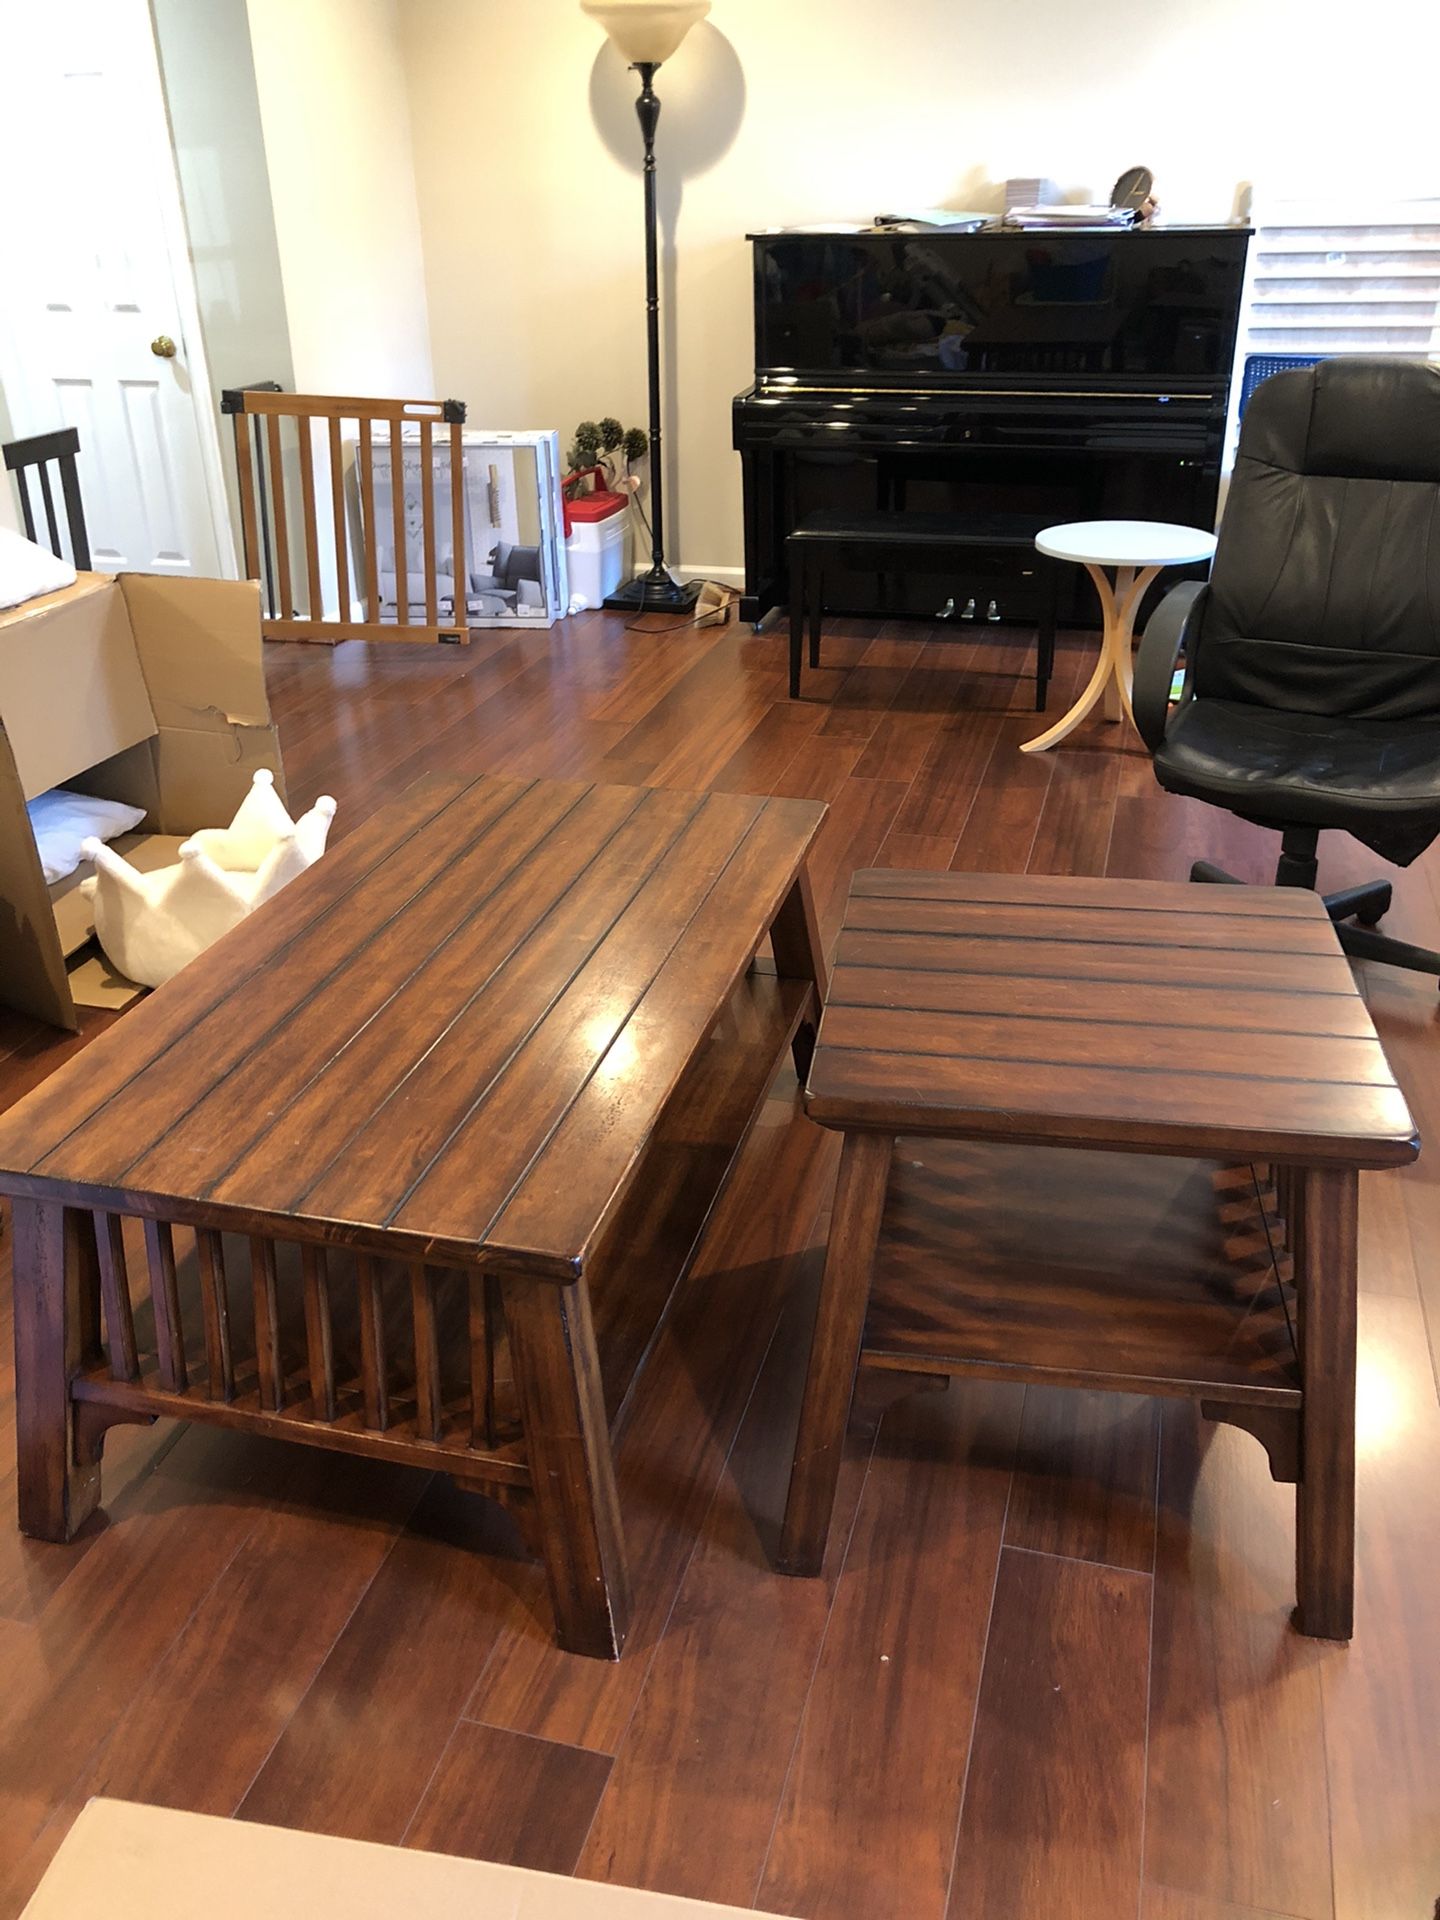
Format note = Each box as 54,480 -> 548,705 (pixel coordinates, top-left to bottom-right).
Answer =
1021,519 -> 1218,754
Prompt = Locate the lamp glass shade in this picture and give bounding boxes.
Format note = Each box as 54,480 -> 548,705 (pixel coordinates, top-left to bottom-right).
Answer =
580,0 -> 710,63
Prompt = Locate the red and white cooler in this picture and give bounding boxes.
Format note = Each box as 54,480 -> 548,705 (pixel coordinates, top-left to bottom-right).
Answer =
564,482 -> 631,609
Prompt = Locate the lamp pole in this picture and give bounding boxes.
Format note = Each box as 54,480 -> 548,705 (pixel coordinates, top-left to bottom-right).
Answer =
601,58 -> 702,613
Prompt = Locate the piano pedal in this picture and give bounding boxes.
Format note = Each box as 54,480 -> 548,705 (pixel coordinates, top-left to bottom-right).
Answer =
986,599 -> 1001,622
936,596 -> 956,620
961,597 -> 977,620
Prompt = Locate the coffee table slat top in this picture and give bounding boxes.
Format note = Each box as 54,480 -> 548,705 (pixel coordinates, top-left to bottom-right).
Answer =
0,774 -> 826,1277
808,869 -> 1418,1166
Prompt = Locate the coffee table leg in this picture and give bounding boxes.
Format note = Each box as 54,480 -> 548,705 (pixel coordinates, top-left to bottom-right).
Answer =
13,1199 -> 105,1542
771,862 -> 830,1081
503,1274 -> 633,1659
1292,1165 -> 1359,1639
779,1129 -> 893,1576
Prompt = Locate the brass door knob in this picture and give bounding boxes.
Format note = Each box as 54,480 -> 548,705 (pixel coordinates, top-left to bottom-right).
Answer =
150,334 -> 177,358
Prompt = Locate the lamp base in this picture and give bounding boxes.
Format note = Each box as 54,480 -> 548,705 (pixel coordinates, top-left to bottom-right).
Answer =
602,570 -> 704,614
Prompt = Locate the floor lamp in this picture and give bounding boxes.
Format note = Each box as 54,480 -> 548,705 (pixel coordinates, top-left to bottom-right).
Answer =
580,0 -> 711,613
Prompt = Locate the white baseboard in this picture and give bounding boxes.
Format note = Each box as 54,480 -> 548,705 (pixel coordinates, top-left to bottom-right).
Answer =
679,563 -> 745,588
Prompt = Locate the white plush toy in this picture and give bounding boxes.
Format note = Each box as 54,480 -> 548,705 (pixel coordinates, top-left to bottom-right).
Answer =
185,769 -> 336,872
79,772 -> 338,989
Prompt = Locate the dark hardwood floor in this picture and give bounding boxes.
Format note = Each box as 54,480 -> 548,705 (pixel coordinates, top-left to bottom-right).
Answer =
1,608 -> 1437,1918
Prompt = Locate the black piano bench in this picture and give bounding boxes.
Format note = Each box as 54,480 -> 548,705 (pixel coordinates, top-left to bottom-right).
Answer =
785,510 -> 1058,707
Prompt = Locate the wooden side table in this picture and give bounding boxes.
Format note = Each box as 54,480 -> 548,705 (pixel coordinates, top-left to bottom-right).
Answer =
780,868 -> 1418,1640
1022,518 -> 1217,753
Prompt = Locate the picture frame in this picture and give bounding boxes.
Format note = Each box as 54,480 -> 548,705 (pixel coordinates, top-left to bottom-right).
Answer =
368,427 -> 570,630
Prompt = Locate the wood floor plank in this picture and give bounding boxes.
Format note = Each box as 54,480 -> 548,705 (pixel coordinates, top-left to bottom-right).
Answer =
1144,1406 -> 1334,1919
1142,1889 -> 1307,1920
0,1426 -> 306,1866
465,1092 -> 840,1754
0,1446 -> 423,1911
1029,742 -> 1125,877
946,1548 -> 1151,1920
757,1381 -> 1021,1920
949,712 -> 1055,874
1004,1386 -> 1158,1573
0,1412 -> 181,1624
708,701 -> 826,795
874,832 -> 956,871
1321,1293 -> 1440,1920
576,1256 -> 882,1908
888,694 -> 1017,840
236,1475 -> 527,1845
405,1722 -> 612,1874
798,775 -> 910,953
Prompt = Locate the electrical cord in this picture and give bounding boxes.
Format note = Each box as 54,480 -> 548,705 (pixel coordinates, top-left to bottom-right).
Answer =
622,580 -> 742,635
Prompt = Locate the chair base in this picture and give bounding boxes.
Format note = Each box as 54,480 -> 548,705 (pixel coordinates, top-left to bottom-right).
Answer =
1191,853 -> 1440,982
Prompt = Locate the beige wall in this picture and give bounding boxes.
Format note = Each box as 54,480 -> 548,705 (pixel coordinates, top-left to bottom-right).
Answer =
246,0 -> 433,396
399,0 -> 1440,579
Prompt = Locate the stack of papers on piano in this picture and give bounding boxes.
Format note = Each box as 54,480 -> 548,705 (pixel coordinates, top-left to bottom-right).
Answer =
1004,177 -> 1060,214
871,208 -> 990,232
1005,204 -> 1136,229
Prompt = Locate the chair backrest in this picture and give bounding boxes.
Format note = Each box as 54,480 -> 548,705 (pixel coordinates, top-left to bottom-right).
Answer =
3,427 -> 91,570
1198,357 -> 1440,722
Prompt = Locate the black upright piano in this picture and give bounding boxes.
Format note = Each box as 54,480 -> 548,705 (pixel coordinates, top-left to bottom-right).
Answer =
732,225 -> 1251,625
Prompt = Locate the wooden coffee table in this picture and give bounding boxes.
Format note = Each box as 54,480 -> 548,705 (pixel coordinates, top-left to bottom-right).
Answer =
0,772 -> 827,1660
780,868 -> 1418,1640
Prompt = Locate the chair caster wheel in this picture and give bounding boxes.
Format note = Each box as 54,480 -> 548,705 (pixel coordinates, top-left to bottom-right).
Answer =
1190,860 -> 1240,887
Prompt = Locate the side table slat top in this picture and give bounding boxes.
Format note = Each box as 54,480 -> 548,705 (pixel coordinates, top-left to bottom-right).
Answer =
808,869 -> 1418,1166
0,775 -> 826,1276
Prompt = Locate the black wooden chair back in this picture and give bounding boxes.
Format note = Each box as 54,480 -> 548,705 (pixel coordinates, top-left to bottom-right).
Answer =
3,428 -> 91,570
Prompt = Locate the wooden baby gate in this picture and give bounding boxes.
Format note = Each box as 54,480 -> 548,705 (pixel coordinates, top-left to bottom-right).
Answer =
222,388 -> 470,646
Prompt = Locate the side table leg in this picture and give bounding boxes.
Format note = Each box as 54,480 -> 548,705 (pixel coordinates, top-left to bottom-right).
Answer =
1106,564 -> 1161,729
1021,561 -> 1162,753
770,861 -> 830,1082
1101,566 -> 1134,722
779,1129 -> 894,1576
1021,564 -> 1119,754
503,1274 -> 632,1660
13,1199 -> 105,1541
1293,1165 -> 1359,1639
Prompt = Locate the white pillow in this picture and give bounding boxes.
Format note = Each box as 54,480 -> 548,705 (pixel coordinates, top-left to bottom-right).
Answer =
0,525 -> 78,611
27,787 -> 148,885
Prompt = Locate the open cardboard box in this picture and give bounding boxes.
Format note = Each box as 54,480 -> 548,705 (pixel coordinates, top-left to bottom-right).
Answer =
0,571 -> 285,1029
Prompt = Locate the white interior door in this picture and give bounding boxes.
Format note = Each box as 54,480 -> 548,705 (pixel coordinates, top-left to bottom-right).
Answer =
0,0 -> 228,575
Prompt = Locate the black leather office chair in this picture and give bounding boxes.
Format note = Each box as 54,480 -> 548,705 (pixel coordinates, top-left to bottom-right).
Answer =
1133,357 -> 1440,980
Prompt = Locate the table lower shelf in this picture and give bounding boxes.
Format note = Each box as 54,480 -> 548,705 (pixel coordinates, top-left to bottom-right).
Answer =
861,1139 -> 1300,1409
69,967 -> 814,1491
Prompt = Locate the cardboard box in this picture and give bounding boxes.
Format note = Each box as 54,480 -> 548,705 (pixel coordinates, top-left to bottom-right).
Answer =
20,1800 -> 799,1919
0,571 -> 285,1030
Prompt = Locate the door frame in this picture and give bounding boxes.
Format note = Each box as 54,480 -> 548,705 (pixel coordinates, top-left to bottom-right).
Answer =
0,0 -> 237,576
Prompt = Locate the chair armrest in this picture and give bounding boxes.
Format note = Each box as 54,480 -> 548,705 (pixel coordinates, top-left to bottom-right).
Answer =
1134,581 -> 1209,752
